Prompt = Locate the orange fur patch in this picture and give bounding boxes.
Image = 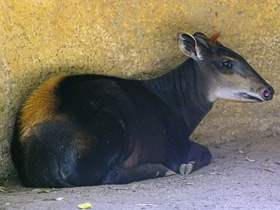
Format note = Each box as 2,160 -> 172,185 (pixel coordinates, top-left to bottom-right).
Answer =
19,75 -> 66,139
210,32 -> 220,43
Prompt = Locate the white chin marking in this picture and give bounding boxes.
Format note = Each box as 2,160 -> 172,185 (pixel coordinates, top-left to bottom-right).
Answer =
210,89 -> 263,102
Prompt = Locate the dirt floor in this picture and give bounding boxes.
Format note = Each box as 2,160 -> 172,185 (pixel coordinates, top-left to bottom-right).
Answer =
0,130 -> 279,210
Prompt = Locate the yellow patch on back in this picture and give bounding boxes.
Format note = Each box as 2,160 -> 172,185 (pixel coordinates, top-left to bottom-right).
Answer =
19,75 -> 67,139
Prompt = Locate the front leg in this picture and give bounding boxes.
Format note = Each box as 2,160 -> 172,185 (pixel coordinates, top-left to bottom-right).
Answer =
179,141 -> 212,175
167,140 -> 211,175
102,163 -> 176,185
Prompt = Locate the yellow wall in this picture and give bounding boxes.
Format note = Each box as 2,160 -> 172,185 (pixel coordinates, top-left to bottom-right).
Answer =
0,0 -> 279,178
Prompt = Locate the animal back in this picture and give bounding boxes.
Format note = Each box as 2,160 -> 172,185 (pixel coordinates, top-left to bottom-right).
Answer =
19,75 -> 66,139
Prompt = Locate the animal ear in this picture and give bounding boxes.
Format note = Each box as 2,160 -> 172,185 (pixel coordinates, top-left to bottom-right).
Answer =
178,32 -> 203,60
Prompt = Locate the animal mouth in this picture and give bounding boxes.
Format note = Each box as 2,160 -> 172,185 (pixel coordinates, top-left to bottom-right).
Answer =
239,92 -> 264,102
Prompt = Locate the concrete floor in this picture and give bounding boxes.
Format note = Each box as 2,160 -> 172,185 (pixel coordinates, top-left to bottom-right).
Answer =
1,132 -> 279,210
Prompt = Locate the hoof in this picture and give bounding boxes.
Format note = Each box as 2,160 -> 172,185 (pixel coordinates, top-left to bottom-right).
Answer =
165,170 -> 177,177
179,161 -> 194,175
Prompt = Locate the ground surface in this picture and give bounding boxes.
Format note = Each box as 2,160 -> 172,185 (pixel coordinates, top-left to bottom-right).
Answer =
0,132 -> 279,210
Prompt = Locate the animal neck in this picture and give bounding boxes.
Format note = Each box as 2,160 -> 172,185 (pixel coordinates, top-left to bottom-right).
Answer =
143,59 -> 213,135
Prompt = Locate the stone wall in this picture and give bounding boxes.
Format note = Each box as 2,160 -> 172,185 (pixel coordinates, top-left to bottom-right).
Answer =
0,0 -> 279,179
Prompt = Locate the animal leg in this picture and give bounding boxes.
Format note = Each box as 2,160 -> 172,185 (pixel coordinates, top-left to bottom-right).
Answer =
102,163 -> 176,184
179,141 -> 211,175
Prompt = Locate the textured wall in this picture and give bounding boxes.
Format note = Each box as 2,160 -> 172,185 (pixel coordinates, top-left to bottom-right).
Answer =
0,0 -> 279,179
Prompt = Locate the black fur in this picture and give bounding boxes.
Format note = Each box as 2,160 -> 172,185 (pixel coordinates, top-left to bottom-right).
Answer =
11,72 -> 212,187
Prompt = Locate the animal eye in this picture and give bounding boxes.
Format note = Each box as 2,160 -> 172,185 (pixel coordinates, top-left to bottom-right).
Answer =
221,60 -> 233,69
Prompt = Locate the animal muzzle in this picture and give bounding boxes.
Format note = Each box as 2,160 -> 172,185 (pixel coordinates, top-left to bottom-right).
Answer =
261,86 -> 274,101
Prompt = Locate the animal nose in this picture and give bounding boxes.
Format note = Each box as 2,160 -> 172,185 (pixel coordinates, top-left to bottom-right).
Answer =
262,86 -> 274,101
